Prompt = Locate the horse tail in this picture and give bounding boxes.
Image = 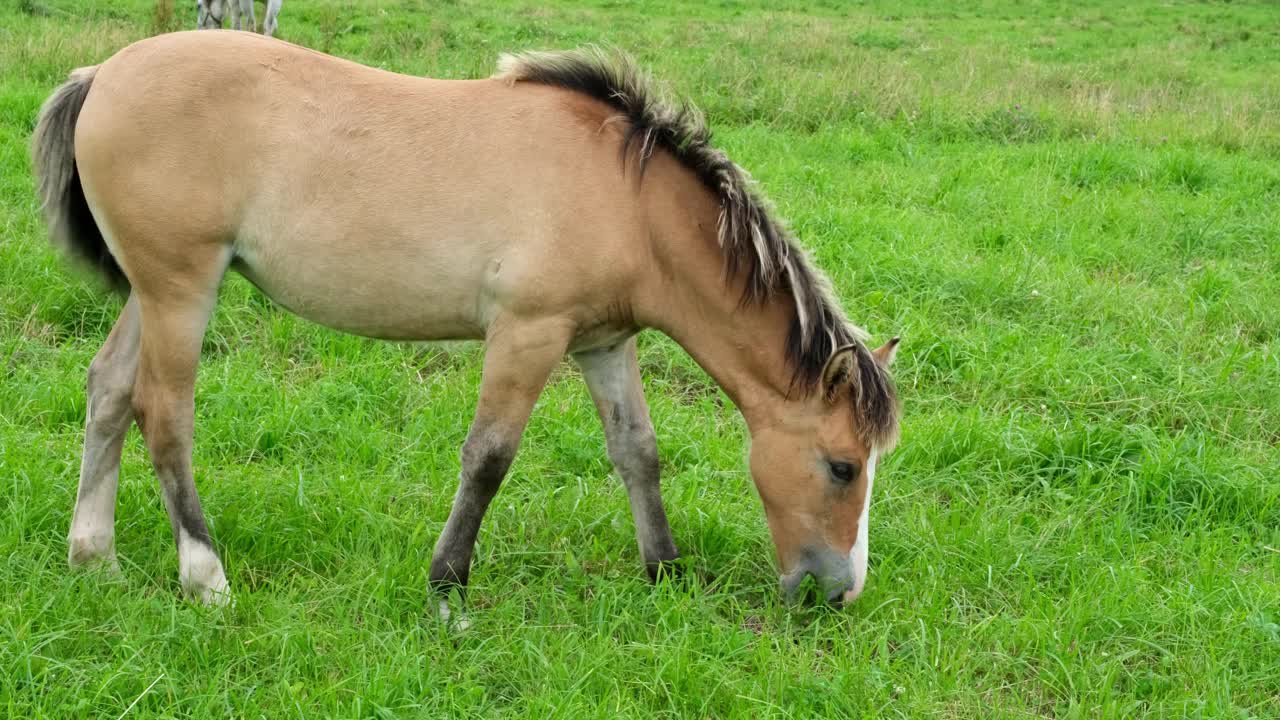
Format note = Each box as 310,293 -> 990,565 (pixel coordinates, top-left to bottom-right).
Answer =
31,65 -> 128,293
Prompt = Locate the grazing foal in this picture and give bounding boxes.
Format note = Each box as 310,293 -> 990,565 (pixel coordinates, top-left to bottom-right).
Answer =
197,0 -> 282,37
32,33 -> 900,608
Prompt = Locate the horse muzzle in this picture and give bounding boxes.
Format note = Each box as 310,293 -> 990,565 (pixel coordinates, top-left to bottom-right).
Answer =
779,545 -> 863,606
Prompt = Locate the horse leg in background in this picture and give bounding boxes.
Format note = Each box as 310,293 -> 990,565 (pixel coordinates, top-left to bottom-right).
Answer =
263,0 -> 282,37
196,0 -> 222,30
429,317 -> 573,608
573,337 -> 680,580
131,265 -> 230,605
68,294 -> 142,573
222,0 -> 251,32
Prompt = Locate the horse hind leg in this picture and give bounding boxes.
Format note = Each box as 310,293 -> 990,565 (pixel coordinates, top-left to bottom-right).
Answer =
68,294 -> 142,573
573,337 -> 680,580
130,265 -> 230,604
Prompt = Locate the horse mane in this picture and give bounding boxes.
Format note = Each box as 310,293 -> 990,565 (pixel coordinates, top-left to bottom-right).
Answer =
495,48 -> 899,448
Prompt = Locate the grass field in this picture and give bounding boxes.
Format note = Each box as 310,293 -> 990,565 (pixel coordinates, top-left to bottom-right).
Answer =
3,0 -> 1279,717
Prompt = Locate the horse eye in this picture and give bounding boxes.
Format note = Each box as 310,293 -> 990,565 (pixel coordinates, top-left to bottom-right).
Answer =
829,461 -> 858,484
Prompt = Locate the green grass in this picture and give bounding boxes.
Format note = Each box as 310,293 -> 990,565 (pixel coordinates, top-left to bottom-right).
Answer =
3,0 -> 1279,717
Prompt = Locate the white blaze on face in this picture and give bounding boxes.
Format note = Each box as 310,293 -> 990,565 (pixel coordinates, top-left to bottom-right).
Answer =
847,450 -> 877,600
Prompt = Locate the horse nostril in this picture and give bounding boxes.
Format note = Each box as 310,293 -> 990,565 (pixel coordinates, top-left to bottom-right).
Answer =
822,582 -> 863,607
825,585 -> 851,607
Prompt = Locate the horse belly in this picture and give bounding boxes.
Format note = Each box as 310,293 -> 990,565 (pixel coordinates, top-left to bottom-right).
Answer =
231,234 -> 488,342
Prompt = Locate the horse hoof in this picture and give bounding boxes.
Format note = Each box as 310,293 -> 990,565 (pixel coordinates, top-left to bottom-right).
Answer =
68,535 -> 122,577
187,582 -> 233,607
646,557 -> 685,583
437,598 -> 473,632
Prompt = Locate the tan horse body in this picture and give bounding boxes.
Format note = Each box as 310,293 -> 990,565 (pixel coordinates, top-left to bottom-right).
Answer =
33,31 -> 899,607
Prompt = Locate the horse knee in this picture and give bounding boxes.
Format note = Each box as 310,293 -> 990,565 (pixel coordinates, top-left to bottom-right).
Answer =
85,362 -> 133,431
460,427 -> 516,494
130,389 -> 189,464
609,423 -> 659,484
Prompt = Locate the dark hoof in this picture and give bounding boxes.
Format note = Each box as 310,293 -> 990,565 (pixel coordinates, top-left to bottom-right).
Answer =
428,570 -> 468,602
646,557 -> 685,583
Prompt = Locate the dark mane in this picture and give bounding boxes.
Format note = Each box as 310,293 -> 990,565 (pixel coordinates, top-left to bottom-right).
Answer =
496,48 -> 899,448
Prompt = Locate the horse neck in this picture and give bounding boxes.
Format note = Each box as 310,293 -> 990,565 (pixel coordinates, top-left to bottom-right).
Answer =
633,170 -> 800,431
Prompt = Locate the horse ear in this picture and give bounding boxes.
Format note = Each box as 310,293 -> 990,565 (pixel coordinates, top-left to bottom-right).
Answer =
820,344 -> 859,403
872,336 -> 900,368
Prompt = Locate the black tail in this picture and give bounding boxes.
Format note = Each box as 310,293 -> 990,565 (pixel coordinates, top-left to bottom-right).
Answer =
31,65 -> 128,292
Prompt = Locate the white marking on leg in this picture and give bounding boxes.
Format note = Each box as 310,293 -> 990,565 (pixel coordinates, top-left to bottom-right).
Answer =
437,599 -> 472,632
68,476 -> 119,571
178,527 -> 230,605
848,451 -> 877,600
69,405 -> 126,573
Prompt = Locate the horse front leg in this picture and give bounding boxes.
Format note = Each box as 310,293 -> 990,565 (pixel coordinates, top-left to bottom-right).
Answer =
428,316 -> 573,605
573,336 -> 679,581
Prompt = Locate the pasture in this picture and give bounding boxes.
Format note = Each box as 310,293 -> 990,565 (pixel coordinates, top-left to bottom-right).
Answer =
2,0 -> 1278,716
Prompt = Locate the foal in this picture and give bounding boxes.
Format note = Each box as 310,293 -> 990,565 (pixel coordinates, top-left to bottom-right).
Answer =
197,0 -> 282,37
32,33 -> 900,607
